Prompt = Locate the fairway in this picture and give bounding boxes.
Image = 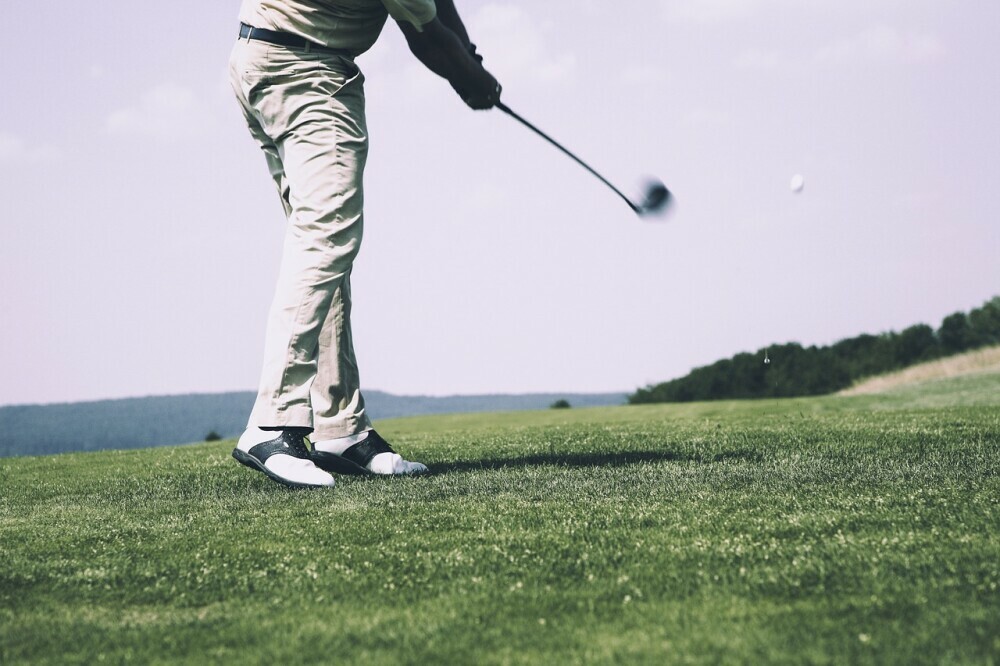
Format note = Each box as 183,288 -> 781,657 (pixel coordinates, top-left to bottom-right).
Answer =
2,377 -> 999,664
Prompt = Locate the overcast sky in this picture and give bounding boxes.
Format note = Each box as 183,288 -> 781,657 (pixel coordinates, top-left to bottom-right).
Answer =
1,1 -> 998,406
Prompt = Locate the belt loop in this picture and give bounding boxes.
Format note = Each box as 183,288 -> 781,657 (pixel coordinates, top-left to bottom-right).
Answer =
304,41 -> 312,54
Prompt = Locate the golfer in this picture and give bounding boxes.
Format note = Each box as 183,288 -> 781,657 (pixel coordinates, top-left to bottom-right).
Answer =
229,0 -> 500,488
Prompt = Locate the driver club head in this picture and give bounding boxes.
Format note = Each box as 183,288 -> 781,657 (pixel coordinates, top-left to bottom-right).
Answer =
636,180 -> 672,217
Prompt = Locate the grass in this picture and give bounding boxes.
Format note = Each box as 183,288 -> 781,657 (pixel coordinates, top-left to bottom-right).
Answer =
2,377 -> 999,664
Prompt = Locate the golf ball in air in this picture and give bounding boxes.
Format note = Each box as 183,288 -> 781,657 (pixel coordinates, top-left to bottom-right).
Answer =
790,174 -> 805,193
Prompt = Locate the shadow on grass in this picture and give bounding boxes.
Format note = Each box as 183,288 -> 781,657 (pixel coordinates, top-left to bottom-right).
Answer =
431,449 -> 762,474
228,449 -> 764,489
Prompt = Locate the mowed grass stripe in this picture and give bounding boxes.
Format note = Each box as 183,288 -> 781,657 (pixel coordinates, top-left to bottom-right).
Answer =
2,387 -> 999,664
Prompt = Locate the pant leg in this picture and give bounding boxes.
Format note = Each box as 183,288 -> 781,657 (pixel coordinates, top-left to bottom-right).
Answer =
311,267 -> 372,440
229,39 -> 369,431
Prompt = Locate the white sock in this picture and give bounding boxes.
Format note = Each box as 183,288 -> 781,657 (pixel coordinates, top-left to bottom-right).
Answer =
237,426 -> 275,452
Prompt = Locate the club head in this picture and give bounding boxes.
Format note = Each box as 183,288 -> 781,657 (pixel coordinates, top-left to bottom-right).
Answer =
636,180 -> 672,217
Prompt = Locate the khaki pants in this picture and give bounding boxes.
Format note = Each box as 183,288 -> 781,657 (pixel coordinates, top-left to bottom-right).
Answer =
229,38 -> 371,440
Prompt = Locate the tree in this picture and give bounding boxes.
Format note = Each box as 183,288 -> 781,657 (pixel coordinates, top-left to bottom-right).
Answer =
205,431 -> 222,442
969,297 -> 1000,346
550,399 -> 571,409
628,294 -> 999,404
939,312 -> 973,354
896,324 -> 939,365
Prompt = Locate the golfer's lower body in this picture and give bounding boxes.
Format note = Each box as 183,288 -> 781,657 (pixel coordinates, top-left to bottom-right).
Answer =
228,35 -> 426,488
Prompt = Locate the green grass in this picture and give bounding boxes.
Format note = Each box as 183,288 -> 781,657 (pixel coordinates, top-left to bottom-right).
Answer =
2,378 -> 999,664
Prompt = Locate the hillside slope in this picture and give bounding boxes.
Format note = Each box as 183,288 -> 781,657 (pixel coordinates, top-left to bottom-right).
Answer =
841,344 -> 1000,395
631,296 -> 1000,404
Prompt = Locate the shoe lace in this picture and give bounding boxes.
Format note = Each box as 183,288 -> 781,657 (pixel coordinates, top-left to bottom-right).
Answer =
284,431 -> 311,458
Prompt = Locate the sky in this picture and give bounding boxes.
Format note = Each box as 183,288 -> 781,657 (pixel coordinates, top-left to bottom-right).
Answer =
1,1 -> 998,406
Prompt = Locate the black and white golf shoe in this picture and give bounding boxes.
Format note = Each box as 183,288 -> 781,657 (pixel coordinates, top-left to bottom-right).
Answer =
312,430 -> 429,476
232,427 -> 335,489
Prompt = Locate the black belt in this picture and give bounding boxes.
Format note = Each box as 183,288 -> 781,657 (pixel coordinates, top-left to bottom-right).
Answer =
239,23 -> 352,57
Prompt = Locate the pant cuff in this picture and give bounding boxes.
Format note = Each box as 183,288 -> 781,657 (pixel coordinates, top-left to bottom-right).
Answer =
248,405 -> 315,431
312,416 -> 372,441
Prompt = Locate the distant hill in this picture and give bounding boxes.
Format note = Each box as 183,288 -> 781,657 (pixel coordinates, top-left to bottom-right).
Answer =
0,390 -> 626,458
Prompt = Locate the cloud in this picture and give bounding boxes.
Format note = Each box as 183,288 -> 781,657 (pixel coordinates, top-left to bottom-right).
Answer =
683,108 -> 735,130
734,27 -> 946,72
893,190 -> 942,212
0,133 -> 27,162
733,48 -> 782,71
816,26 -> 946,65
661,0 -> 764,23
468,4 -> 577,83
106,83 -> 214,140
0,132 -> 62,166
620,63 -> 668,86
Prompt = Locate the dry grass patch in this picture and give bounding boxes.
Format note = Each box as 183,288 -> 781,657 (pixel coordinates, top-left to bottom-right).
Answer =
841,344 -> 1000,395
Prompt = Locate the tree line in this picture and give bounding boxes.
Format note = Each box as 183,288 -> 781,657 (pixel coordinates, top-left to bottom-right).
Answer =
629,296 -> 1000,404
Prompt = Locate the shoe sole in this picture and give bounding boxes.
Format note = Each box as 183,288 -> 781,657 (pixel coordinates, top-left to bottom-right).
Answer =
232,448 -> 334,489
311,451 -> 430,477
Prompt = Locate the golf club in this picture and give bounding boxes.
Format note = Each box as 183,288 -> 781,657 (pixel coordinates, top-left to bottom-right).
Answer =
495,101 -> 672,217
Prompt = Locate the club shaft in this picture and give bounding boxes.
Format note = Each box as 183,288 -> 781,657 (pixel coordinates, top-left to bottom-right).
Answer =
495,101 -> 639,212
